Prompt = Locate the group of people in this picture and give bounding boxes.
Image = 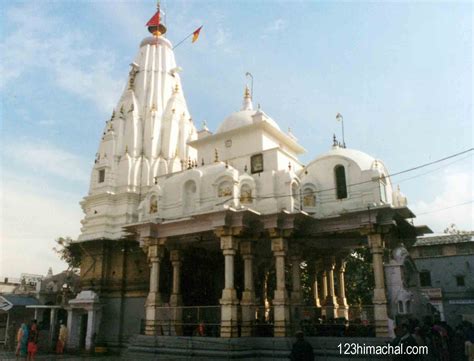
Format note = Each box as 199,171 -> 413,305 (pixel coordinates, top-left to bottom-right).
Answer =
15,320 -> 69,359
390,318 -> 474,361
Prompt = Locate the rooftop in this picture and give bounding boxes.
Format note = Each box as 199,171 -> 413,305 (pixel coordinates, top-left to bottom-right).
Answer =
413,232 -> 474,247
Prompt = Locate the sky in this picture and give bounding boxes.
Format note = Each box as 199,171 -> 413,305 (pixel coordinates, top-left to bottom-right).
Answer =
0,0 -> 472,279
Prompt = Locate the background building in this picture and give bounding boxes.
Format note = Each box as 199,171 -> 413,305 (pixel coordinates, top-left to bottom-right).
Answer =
411,232 -> 474,326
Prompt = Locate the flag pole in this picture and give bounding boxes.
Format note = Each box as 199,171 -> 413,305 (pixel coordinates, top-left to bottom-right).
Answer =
172,32 -> 194,50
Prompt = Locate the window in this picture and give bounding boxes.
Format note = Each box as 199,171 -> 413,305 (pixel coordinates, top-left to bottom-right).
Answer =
406,300 -> 411,314
303,187 -> 316,208
398,301 -> 404,313
419,271 -> 432,287
98,169 -> 105,183
334,165 -> 347,199
456,275 -> 465,287
379,175 -> 387,203
240,184 -> 252,204
184,180 -> 197,212
250,154 -> 264,174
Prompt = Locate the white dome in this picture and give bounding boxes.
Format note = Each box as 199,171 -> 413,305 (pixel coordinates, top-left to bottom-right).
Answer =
309,146 -> 380,171
216,109 -> 281,134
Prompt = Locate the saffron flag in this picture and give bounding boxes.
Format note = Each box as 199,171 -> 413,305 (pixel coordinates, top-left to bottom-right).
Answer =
146,11 -> 160,27
192,26 -> 203,43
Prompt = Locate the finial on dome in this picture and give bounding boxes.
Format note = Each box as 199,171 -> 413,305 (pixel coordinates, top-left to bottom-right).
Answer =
332,134 -> 338,147
174,83 -> 180,93
241,85 -> 253,111
146,1 -> 167,37
214,148 -> 219,162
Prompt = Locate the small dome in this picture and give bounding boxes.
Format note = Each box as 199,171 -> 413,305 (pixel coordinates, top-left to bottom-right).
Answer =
309,146 -> 381,171
216,85 -> 281,134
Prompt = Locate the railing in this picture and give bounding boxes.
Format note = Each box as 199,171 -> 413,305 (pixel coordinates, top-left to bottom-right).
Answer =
141,306 -> 221,337
140,305 -> 376,337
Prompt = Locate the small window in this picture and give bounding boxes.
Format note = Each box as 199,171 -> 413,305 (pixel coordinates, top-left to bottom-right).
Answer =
98,169 -> 105,183
334,165 -> 347,199
419,271 -> 432,287
250,154 -> 264,174
303,187 -> 316,208
456,275 -> 465,287
398,301 -> 404,313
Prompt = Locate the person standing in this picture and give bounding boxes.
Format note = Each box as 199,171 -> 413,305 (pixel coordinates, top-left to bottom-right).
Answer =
15,323 -> 29,357
56,322 -> 68,354
289,330 -> 314,361
27,320 -> 38,361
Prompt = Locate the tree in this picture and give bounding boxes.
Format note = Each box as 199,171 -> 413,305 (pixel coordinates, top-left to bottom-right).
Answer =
53,237 -> 81,270
344,247 -> 375,306
443,223 -> 468,235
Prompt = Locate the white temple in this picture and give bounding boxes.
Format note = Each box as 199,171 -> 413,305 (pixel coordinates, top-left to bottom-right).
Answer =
69,6 -> 429,350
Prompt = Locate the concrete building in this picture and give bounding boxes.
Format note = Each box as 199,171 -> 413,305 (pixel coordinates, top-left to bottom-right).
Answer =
68,4 -> 430,351
410,232 -> 474,327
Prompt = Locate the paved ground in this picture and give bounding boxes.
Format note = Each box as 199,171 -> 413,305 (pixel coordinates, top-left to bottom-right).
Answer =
0,352 -> 192,361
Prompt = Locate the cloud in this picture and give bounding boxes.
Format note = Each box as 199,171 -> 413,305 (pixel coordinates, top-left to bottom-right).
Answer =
0,173 -> 82,278
411,169 -> 473,232
0,3 -> 123,113
261,19 -> 287,39
4,139 -> 90,183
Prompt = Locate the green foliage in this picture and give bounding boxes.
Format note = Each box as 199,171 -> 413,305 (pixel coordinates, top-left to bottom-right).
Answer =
443,223 -> 468,235
53,237 -> 81,270
345,247 -> 375,306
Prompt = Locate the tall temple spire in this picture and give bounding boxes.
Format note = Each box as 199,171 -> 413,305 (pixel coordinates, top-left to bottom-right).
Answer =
79,5 -> 197,241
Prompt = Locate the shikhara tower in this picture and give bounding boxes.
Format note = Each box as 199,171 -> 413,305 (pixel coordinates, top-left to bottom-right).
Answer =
70,3 -> 429,352
79,31 -> 197,241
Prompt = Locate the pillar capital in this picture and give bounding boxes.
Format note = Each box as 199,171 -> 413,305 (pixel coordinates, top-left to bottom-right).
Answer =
240,240 -> 254,256
336,257 -> 347,272
148,244 -> 165,262
368,233 -> 384,250
271,237 -> 288,253
220,234 -> 239,251
170,249 -> 182,263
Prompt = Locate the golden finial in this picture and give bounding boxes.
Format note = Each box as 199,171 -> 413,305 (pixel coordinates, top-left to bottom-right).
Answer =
150,103 -> 157,113
214,148 -> 219,162
174,83 -> 180,93
244,85 -> 251,99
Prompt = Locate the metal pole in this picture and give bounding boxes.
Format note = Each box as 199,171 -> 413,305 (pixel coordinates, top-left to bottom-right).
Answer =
245,72 -> 254,99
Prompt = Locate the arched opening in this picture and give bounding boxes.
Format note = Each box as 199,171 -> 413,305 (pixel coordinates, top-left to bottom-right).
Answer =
240,184 -> 253,204
334,165 -> 347,199
149,195 -> 158,214
183,180 -> 197,212
218,180 -> 233,198
302,187 -> 316,208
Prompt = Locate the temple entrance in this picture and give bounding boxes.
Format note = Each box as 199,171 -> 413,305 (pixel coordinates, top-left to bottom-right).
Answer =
79,313 -> 88,349
182,247 -> 224,306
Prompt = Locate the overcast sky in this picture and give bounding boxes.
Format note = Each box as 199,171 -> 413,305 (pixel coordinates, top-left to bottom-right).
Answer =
1,1 -> 472,279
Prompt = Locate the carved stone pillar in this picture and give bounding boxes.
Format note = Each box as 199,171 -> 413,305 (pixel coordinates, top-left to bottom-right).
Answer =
271,237 -> 289,337
336,258 -> 349,319
290,248 -> 303,304
314,261 -> 321,308
369,233 -> 389,337
322,256 -> 339,319
145,242 -> 164,335
240,241 -> 256,337
219,233 -> 239,338
169,249 -> 183,335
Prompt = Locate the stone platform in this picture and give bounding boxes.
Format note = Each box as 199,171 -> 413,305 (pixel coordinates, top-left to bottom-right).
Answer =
126,335 -> 392,360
